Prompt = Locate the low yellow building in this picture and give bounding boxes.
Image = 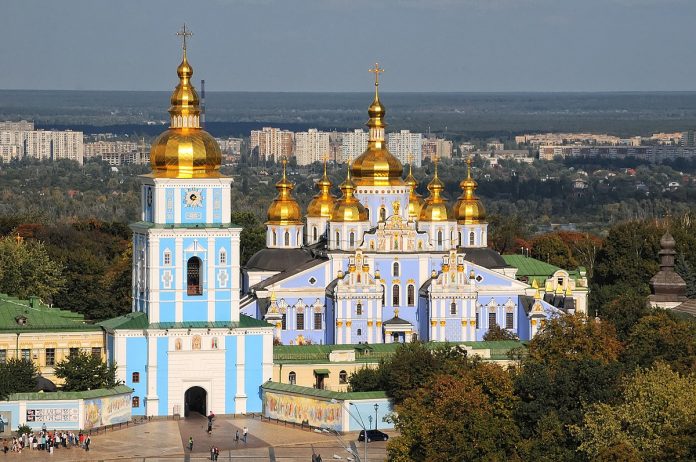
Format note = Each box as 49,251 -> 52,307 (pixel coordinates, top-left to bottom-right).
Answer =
272,341 -> 525,391
0,295 -> 105,384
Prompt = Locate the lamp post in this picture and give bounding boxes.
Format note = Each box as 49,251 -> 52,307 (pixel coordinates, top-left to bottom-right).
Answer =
373,404 -> 379,430
331,399 -> 368,462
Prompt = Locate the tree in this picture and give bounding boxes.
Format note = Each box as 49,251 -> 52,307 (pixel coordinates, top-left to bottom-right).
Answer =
379,342 -> 444,404
54,352 -> 120,391
488,214 -> 529,255
0,236 -> 65,301
600,293 -> 651,341
231,211 -> 266,265
483,324 -> 519,341
0,358 -> 38,399
530,233 -> 576,269
348,366 -> 383,392
574,362 -> 696,460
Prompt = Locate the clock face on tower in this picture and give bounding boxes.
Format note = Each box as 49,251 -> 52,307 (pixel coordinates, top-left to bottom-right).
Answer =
185,189 -> 204,208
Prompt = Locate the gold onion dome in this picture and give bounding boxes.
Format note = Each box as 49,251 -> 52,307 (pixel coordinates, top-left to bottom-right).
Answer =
306,158 -> 336,218
419,158 -> 452,222
453,157 -> 486,224
332,164 -> 368,222
405,159 -> 424,219
150,25 -> 222,179
267,159 -> 302,225
350,63 -> 404,187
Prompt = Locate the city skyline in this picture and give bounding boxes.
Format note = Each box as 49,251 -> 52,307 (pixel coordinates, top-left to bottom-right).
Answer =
1,0 -> 695,92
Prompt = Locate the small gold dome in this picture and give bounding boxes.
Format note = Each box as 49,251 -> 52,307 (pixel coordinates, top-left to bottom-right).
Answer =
306,160 -> 336,218
453,157 -> 486,224
419,160 -> 452,222
150,43 -> 221,179
350,64 -> 404,187
405,162 -> 424,220
332,166 -> 368,222
267,159 -> 302,225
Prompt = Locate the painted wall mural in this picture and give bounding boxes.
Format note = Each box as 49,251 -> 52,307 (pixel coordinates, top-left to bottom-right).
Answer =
83,393 -> 132,430
264,392 -> 343,430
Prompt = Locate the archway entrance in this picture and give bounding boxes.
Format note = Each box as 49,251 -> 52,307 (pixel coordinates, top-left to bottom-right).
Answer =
184,386 -> 207,417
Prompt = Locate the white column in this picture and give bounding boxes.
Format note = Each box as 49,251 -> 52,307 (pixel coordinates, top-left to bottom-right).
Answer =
145,334 -> 159,416
206,187 -> 214,223
231,232 -> 241,322
207,235 -> 216,322
148,234 -> 160,322
175,236 -> 184,322
235,335 -> 247,413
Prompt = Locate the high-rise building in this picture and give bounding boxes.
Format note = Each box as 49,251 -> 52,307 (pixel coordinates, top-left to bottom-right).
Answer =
294,129 -> 330,166
387,129 -> 422,166
84,140 -> 139,159
422,137 -> 453,160
0,120 -> 34,131
339,129 -> 369,163
250,127 -> 294,162
0,124 -> 84,164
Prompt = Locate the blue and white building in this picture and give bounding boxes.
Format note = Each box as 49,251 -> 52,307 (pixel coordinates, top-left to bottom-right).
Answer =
241,70 -> 588,346
102,38 -> 273,418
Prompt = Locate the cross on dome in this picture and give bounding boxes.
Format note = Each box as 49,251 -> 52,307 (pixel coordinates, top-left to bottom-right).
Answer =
176,24 -> 193,51
369,63 -> 384,87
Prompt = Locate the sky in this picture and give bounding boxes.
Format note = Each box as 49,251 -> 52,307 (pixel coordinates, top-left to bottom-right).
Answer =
1,0 -> 695,92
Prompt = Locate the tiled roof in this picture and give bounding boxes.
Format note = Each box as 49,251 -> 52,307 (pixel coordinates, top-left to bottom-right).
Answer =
100,312 -> 272,332
261,381 -> 387,400
0,294 -> 100,332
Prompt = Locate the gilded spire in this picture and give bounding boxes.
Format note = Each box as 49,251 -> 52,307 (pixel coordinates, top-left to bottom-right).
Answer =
267,158 -> 302,224
419,156 -> 452,222
150,25 -> 221,178
332,161 -> 368,222
350,63 -> 404,187
452,155 -> 486,224
405,153 -> 424,220
306,154 -> 336,218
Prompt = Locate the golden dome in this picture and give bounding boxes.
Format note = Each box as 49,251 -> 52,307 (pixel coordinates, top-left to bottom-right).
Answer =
419,159 -> 453,222
150,29 -> 221,179
267,159 -> 302,225
306,159 -> 336,218
350,63 -> 404,187
332,165 -> 368,222
405,161 -> 424,220
453,157 -> 486,224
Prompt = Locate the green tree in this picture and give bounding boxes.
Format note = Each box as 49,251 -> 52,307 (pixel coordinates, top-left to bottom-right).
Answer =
379,342 -> 443,404
348,366 -> 383,392
530,233 -> 576,269
0,358 -> 38,399
600,292 -> 651,341
0,236 -> 65,301
231,211 -> 266,265
574,362 -> 696,460
488,214 -> 528,255
54,352 -> 120,391
483,323 -> 519,341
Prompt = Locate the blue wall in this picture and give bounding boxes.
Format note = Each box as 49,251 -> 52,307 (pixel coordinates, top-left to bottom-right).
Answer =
0,402 -> 19,431
346,399 -> 393,432
157,337 -> 169,416
244,335 -> 264,412
126,337 -> 147,416
224,336 -> 238,414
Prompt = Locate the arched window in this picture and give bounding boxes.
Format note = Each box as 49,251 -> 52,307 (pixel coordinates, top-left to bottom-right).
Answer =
272,230 -> 277,246
132,396 -> 140,408
356,303 -> 363,315
379,206 -> 387,222
312,227 -> 318,242
163,250 -> 171,266
132,372 -> 140,383
284,230 -> 290,246
381,285 -> 386,306
407,284 -> 415,306
339,370 -> 348,384
393,262 -> 400,277
451,301 -> 457,315
357,328 -> 362,336
335,231 -> 340,245
392,284 -> 400,306
437,230 -> 443,246
459,232 -> 463,247
366,208 -> 370,220
288,371 -> 296,385
469,232 -> 475,246
187,257 -> 203,295
219,249 -> 226,264
349,232 -> 355,247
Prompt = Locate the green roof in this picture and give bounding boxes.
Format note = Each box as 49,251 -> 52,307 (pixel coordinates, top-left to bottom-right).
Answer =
0,294 -> 101,333
502,255 -> 561,280
314,369 -> 330,375
100,313 -> 271,332
262,381 -> 387,401
8,385 -> 133,401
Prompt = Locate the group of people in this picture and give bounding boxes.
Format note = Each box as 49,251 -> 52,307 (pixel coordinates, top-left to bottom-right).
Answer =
186,412 -> 250,460
2,428 -> 91,454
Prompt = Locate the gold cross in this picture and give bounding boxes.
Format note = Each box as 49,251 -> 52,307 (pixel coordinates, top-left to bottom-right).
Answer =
369,63 -> 384,87
176,24 -> 193,51
407,152 -> 413,164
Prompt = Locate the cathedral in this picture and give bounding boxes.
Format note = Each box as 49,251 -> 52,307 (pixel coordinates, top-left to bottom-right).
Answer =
241,65 -> 587,345
103,29 -> 273,418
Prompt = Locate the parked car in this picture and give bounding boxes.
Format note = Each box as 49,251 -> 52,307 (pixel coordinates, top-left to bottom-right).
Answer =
358,429 -> 389,442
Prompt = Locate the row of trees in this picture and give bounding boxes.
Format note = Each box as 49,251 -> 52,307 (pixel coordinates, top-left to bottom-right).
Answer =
350,306 -> 696,461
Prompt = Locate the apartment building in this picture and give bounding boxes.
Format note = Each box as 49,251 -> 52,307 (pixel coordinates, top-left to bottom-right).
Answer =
250,127 -> 294,162
387,129 -> 422,166
422,137 -> 453,160
294,129 -> 330,166
339,129 -> 369,163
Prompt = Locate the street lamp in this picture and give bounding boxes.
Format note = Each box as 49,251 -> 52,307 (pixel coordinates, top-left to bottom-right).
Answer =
373,404 -> 379,430
330,399 -> 369,462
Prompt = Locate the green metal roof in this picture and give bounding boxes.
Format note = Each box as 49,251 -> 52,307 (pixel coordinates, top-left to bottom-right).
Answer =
313,369 -> 330,375
502,255 -> 561,279
8,385 -> 133,401
0,294 -> 101,333
100,312 -> 272,332
262,381 -> 387,401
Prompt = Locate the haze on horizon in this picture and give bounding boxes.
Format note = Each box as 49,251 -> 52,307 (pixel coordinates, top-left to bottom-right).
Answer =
1,0 -> 694,93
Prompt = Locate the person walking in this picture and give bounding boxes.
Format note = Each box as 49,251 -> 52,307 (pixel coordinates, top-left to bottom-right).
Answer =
235,430 -> 239,445
188,436 -> 194,452
84,435 -> 90,452
242,426 -> 248,443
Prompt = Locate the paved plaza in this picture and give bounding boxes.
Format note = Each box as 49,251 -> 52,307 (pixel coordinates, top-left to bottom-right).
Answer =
1,415 -> 390,461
